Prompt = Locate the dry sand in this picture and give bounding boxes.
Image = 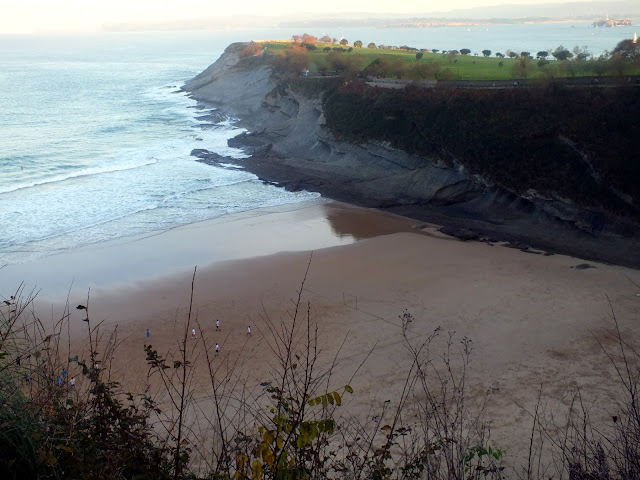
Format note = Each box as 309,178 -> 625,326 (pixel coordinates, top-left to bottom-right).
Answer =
11,198 -> 640,473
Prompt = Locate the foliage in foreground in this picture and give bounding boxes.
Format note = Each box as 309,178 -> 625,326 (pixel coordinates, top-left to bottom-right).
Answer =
0,270 -> 639,479
0,286 -> 174,480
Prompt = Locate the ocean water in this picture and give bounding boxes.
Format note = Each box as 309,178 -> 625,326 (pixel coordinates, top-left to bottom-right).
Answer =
0,24 -> 635,269
0,31 -> 321,268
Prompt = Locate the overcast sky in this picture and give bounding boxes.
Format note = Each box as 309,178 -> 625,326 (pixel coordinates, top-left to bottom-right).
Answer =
0,0 -> 605,34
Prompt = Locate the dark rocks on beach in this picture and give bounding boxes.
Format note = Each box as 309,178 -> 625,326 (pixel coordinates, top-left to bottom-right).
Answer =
191,148 -> 219,160
227,131 -> 272,155
504,241 -> 531,250
190,149 -> 237,168
572,263 -> 597,270
438,227 -> 480,241
196,110 -> 228,123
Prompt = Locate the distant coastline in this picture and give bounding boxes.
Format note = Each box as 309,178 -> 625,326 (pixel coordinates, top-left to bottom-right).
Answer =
375,17 -> 619,28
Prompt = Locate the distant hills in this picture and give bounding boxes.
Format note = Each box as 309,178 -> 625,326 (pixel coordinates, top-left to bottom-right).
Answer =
103,1 -> 639,32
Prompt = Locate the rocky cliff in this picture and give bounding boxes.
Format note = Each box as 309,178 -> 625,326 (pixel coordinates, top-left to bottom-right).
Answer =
184,42 -> 640,267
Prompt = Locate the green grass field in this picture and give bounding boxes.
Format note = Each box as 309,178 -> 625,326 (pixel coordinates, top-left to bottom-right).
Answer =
260,41 -> 640,81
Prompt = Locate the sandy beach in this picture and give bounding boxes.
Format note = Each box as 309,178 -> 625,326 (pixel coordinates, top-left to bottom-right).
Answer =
7,197 -> 640,473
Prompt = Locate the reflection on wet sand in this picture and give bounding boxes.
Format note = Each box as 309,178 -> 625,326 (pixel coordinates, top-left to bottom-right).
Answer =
323,203 -> 416,240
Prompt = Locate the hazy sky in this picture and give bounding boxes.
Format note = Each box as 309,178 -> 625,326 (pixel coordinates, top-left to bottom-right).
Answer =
0,0 -> 595,34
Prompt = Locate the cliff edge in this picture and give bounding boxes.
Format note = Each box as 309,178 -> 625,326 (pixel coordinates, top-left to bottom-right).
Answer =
185,43 -> 640,267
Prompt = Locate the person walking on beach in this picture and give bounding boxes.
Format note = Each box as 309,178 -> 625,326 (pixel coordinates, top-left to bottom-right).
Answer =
146,328 -> 150,340
216,319 -> 220,331
192,328 -> 197,339
247,325 -> 251,337
215,343 -> 219,356
70,377 -> 76,388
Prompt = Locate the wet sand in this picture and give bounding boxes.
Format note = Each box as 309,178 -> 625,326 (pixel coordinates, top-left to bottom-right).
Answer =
0,198 -> 415,300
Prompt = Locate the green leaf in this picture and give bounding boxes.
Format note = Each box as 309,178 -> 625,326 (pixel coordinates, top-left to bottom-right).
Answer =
333,391 -> 342,406
344,385 -> 354,394
322,395 -> 328,408
327,392 -> 334,405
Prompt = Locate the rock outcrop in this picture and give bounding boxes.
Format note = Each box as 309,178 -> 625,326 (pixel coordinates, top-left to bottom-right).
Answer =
184,42 -> 640,267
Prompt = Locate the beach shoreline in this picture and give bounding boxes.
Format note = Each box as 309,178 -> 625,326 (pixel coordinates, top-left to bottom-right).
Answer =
0,197 -> 418,301
5,190 -> 639,473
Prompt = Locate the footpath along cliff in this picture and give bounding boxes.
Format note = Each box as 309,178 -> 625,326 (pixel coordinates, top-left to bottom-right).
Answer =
184,42 -> 640,267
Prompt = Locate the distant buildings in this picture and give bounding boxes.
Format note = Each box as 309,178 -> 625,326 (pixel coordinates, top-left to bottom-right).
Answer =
592,16 -> 632,28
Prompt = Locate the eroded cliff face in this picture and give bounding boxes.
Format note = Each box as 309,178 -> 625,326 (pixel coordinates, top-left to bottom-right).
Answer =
186,45 -> 478,207
185,43 -> 640,267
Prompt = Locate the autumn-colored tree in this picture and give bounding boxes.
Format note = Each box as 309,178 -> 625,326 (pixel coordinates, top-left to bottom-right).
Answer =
276,44 -> 311,74
301,33 -> 318,44
239,43 -> 264,58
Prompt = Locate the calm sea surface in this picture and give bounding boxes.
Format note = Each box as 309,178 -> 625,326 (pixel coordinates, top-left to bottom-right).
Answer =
0,23 -> 636,268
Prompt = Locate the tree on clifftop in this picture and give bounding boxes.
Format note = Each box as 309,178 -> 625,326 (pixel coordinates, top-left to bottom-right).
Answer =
552,45 -> 573,61
409,60 -> 441,80
482,49 -> 492,57
512,56 -> 533,78
275,44 -> 311,75
320,35 -> 332,43
302,33 -> 318,44
354,40 -> 363,48
612,38 -> 640,63
327,51 -> 362,75
239,42 -> 263,58
460,48 -> 471,55
339,38 -> 348,46
572,45 -> 591,61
